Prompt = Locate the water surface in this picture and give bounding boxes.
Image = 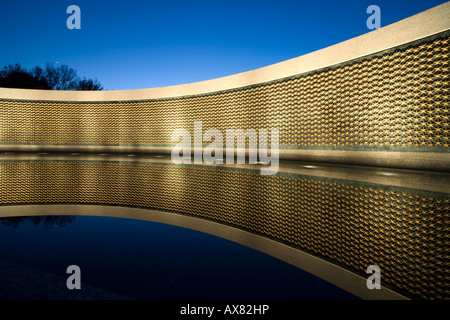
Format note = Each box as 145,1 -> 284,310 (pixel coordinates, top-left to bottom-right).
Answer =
0,214 -> 358,300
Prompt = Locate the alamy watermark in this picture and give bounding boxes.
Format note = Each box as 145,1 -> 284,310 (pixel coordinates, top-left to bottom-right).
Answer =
366,265 -> 381,289
66,265 -> 81,289
171,121 -> 279,175
366,5 -> 381,30
66,5 -> 81,30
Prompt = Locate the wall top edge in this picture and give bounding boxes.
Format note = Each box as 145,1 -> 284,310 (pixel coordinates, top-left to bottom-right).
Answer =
0,2 -> 449,102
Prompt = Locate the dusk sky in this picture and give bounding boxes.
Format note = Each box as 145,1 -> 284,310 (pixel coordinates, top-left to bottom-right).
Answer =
0,0 -> 447,90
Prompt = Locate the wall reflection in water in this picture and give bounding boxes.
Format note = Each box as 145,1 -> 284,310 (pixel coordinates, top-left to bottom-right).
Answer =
0,215 -> 75,228
0,153 -> 448,299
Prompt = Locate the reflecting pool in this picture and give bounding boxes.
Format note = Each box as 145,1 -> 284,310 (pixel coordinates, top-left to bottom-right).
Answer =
0,152 -> 448,300
0,214 -> 357,300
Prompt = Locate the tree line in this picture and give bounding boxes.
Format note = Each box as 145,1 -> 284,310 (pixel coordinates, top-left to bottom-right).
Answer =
0,62 -> 103,90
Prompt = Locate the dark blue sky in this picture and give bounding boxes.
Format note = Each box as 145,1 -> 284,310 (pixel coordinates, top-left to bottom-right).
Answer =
0,0 -> 447,90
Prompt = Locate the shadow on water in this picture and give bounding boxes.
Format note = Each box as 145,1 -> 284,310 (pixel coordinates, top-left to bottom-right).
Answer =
0,215 -> 76,228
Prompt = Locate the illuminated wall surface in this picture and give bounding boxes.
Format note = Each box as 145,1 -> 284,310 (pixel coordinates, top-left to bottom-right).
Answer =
0,3 -> 449,300
0,35 -> 449,156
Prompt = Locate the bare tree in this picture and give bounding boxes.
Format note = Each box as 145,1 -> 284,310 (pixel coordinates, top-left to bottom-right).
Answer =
76,77 -> 103,90
43,63 -> 80,90
0,62 -> 104,91
0,63 -> 50,89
